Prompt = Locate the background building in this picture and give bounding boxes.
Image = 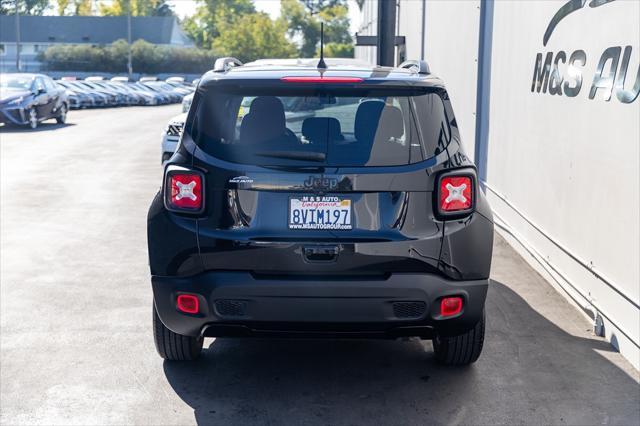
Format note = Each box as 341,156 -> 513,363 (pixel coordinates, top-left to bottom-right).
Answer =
0,15 -> 193,72
357,0 -> 640,369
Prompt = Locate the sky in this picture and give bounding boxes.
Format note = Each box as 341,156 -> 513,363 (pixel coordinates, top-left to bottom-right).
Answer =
167,0 -> 362,34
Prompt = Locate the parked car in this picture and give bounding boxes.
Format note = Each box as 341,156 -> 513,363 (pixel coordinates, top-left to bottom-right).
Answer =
165,76 -> 185,84
148,57 -> 494,365
113,81 -> 158,106
161,113 -> 186,164
181,93 -> 193,113
81,80 -> 122,106
75,81 -> 119,106
132,82 -> 170,104
141,81 -> 182,103
165,80 -> 194,95
160,81 -> 192,97
92,81 -> 139,105
59,80 -> 108,107
0,73 -> 69,129
56,81 -> 92,109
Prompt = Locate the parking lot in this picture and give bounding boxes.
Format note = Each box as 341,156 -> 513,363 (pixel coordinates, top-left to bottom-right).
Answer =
1,106 -> 639,425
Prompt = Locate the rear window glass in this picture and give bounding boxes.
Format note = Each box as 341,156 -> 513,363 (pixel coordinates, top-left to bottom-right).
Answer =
190,87 -> 451,167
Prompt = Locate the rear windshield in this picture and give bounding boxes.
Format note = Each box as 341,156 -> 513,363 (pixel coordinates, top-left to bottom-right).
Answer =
189,87 -> 452,167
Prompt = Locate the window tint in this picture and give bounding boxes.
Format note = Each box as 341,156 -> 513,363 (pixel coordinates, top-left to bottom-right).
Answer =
191,88 -> 451,167
33,78 -> 45,92
0,75 -> 32,90
43,77 -> 56,91
413,93 -> 451,155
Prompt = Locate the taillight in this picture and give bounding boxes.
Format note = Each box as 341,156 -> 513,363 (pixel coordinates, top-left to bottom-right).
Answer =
437,173 -> 474,217
440,296 -> 463,317
280,76 -> 363,83
164,167 -> 204,213
176,294 -> 199,314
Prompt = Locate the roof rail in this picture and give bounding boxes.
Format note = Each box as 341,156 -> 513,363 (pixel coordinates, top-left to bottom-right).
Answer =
399,60 -> 430,75
213,57 -> 243,73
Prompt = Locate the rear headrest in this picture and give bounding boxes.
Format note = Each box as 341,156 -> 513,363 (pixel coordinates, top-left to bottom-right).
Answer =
302,117 -> 342,144
377,105 -> 404,141
240,96 -> 286,144
354,100 -> 385,144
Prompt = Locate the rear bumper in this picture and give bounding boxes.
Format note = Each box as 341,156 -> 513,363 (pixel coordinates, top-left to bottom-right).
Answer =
152,272 -> 488,338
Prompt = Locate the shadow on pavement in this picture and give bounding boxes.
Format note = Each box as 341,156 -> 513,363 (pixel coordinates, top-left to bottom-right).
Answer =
0,122 -> 76,133
163,281 -> 640,425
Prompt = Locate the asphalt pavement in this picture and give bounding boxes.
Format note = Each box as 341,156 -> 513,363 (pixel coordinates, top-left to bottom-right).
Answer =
1,107 -> 639,425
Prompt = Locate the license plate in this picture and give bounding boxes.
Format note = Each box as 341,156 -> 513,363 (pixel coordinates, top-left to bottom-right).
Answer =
289,196 -> 352,230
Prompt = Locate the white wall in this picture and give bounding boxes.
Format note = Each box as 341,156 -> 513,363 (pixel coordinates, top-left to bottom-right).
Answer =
354,0 -> 377,65
356,0 -> 640,369
486,0 -> 639,370
422,0 -> 480,161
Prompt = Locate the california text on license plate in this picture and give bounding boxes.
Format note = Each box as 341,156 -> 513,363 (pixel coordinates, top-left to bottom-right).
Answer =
289,196 -> 352,230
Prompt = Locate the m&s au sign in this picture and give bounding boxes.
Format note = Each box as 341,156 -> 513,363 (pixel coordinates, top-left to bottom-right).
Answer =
530,0 -> 639,103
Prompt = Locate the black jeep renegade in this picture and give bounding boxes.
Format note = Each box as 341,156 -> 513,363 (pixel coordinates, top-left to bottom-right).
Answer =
148,58 -> 494,365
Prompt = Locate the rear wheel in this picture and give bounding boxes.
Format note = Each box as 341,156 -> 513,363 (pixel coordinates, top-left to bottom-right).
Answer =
56,105 -> 67,124
433,311 -> 485,366
153,303 -> 203,361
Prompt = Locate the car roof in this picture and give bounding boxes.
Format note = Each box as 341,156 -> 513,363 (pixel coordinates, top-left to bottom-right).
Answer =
199,61 -> 445,89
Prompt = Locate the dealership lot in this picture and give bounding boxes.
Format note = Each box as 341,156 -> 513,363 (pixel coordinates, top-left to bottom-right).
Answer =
1,107 -> 638,425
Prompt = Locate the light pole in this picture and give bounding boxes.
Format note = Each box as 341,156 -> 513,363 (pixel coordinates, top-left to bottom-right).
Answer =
15,0 -> 21,71
377,0 -> 397,67
127,0 -> 133,76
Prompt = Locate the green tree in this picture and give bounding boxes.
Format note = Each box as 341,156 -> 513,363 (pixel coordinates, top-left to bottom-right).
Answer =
212,12 -> 296,63
280,0 -> 353,58
75,0 -> 92,15
299,0 -> 343,16
55,0 -> 69,15
38,39 -> 216,74
321,42 -> 353,58
55,0 -> 92,15
0,0 -> 49,15
98,0 -> 173,16
182,0 -> 255,49
280,0 -> 318,58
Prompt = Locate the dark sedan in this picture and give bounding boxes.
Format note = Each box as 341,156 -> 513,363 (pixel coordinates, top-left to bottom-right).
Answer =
0,73 -> 69,129
56,81 -> 93,109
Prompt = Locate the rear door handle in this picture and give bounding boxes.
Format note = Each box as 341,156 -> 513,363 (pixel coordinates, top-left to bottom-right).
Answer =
303,245 -> 339,263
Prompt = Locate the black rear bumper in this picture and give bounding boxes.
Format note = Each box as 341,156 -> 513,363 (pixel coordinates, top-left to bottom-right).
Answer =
152,272 -> 488,338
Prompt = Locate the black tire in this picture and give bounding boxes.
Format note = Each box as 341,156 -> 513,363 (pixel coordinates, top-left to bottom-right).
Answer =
56,104 -> 67,124
433,311 -> 485,366
27,108 -> 38,129
153,303 -> 203,361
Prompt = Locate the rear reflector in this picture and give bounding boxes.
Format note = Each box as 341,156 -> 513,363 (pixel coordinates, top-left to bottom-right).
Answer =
176,294 -> 199,314
167,172 -> 202,211
439,175 -> 473,212
440,297 -> 463,317
281,76 -> 363,83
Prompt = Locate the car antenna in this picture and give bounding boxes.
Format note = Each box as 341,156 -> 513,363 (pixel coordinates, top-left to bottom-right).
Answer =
317,22 -> 327,70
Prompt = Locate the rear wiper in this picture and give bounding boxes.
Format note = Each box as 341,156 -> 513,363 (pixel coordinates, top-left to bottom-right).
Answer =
255,150 -> 326,162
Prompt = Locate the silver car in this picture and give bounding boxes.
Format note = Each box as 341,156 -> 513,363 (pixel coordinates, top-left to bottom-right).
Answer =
161,113 -> 186,164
